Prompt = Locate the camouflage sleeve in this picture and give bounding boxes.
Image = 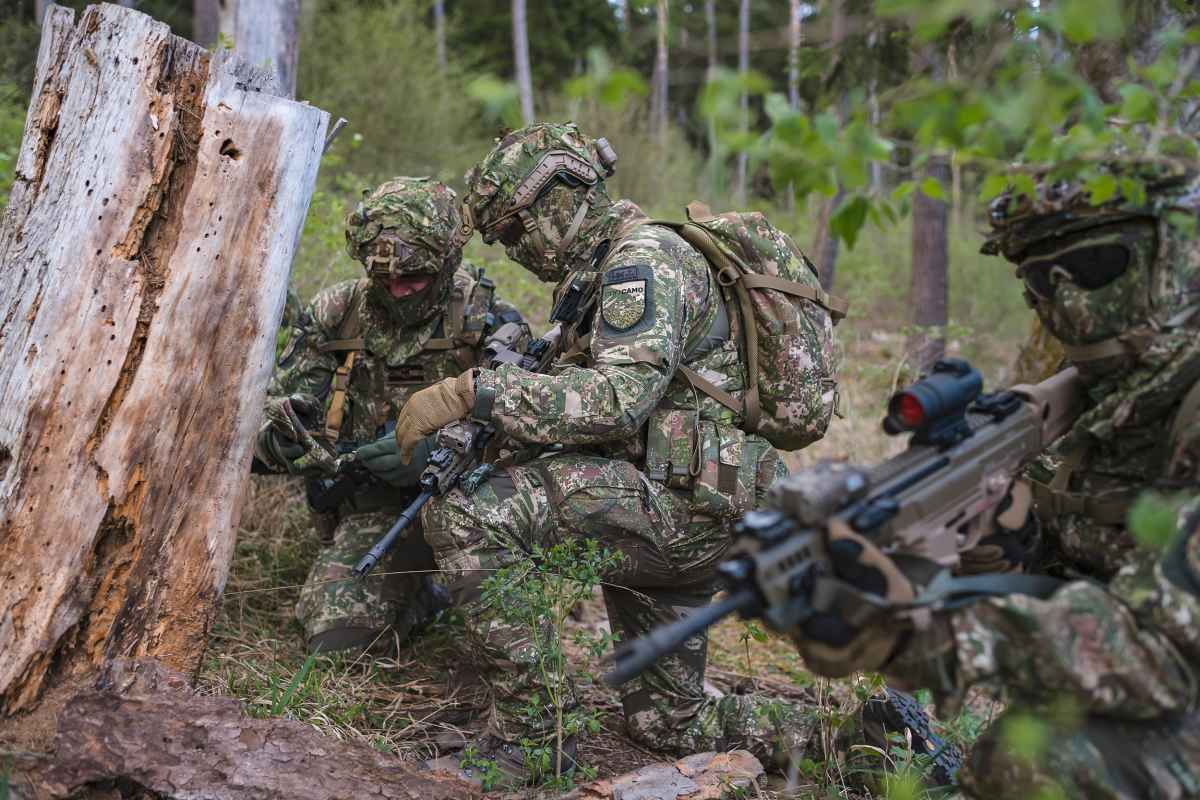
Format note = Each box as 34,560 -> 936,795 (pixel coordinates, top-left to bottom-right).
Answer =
266,284 -> 351,402
894,496 -> 1200,719
475,244 -> 689,445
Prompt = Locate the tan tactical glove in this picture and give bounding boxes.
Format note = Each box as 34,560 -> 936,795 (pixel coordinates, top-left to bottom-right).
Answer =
789,521 -> 917,678
958,479 -> 1039,575
394,371 -> 476,463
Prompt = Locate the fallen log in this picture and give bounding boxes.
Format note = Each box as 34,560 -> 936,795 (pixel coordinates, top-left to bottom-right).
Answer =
5,659 -> 481,800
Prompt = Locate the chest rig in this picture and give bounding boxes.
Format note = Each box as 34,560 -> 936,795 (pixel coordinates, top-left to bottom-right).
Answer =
315,273 -> 497,443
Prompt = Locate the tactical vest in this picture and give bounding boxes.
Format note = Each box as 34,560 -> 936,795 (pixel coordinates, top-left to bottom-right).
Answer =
315,270 -> 498,444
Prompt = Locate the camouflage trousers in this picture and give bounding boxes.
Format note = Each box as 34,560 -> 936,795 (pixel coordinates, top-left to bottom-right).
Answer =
295,510 -> 440,651
420,453 -> 816,767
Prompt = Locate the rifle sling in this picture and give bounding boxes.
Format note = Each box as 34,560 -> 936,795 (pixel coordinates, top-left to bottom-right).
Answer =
913,571 -> 1066,610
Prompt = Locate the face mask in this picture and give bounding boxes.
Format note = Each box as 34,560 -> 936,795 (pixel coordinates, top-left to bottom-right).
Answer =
1017,221 -> 1156,347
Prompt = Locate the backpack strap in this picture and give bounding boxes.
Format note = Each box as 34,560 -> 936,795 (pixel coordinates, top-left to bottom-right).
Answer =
738,273 -> 849,321
318,284 -> 366,443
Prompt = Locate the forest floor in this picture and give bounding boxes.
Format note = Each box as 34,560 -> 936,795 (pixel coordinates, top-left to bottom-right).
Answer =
198,327 -> 1019,799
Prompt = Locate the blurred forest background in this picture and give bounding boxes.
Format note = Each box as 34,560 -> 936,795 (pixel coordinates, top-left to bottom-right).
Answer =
3,1 -> 1197,795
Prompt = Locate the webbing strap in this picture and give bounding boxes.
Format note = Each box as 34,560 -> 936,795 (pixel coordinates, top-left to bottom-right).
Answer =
317,337 -> 365,352
913,570 -> 1065,610
1062,337 -> 1131,363
738,273 -> 849,320
1030,481 -> 1135,526
422,338 -> 458,351
322,349 -> 357,442
677,364 -> 743,416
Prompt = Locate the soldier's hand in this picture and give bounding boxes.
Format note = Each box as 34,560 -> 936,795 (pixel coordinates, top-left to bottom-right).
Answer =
358,433 -> 435,487
789,522 -> 916,678
959,479 -> 1039,575
254,426 -> 306,472
394,371 -> 476,463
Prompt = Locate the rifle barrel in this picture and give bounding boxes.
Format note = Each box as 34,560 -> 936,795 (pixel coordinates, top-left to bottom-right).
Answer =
351,489 -> 435,578
604,588 -> 759,686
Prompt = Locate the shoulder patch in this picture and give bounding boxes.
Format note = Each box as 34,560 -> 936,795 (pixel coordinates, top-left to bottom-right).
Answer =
600,263 -> 654,336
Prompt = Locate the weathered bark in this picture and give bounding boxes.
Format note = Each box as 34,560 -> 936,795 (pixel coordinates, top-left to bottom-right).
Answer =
907,156 -> 951,374
652,0 -> 669,135
0,3 -> 327,723
434,0 -> 446,72
193,0 -> 219,48
734,0 -> 750,204
566,750 -> 763,800
217,0 -> 300,99
512,0 -> 534,125
6,659 -> 481,800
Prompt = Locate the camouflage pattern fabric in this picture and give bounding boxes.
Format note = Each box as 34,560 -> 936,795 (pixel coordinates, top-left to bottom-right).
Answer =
258,177 -> 527,649
295,510 -> 440,647
421,456 -> 813,765
859,168 -> 1200,798
428,122 -> 829,764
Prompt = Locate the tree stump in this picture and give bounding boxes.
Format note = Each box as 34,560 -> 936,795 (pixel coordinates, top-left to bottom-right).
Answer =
0,2 -> 328,726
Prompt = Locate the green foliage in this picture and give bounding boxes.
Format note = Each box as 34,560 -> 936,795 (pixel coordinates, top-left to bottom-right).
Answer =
1128,492 -> 1188,551
478,539 -> 621,790
0,81 -> 26,212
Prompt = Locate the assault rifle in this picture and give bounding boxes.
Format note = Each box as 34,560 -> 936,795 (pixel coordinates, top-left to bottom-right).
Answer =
351,296 -> 583,578
606,358 -> 1085,686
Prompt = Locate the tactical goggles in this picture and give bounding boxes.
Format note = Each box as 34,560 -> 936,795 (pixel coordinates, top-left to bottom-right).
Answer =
363,236 -> 431,278
1017,243 -> 1130,300
478,149 -> 600,246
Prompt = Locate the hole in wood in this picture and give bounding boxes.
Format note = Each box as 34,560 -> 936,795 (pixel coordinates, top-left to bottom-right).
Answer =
219,139 -> 242,160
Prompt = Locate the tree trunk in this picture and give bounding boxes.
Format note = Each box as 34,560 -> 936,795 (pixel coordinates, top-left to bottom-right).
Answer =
704,0 -> 720,198
734,0 -> 750,204
8,659 -> 481,799
217,0 -> 300,99
907,156 -> 951,374
193,0 -> 220,48
652,0 -> 669,135
788,0 -> 802,110
811,187 -> 844,292
434,0 -> 447,73
0,3 -> 327,725
512,0 -> 534,125
34,0 -> 48,25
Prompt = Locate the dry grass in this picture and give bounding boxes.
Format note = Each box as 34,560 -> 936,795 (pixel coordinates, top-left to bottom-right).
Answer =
199,322 -> 1024,797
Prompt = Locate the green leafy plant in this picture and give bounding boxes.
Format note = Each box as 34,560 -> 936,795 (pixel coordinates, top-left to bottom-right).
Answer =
479,538 -> 621,790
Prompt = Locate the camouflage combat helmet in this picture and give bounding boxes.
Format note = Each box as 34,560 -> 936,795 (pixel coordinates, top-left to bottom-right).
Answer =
464,122 -> 618,281
344,176 -> 465,318
982,164 -> 1200,368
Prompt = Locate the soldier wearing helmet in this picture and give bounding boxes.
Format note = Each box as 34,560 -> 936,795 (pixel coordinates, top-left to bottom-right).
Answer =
393,124 -> 828,783
253,176 -> 528,654
783,164 -> 1200,798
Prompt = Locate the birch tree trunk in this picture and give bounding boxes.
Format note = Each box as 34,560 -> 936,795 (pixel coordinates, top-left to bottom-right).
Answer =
810,0 -> 846,287
218,0 -> 301,99
734,0 -> 750,204
652,0 -> 669,135
0,3 -> 327,723
705,0 -> 720,198
434,0 -> 447,72
193,0 -> 220,48
788,0 -> 802,110
907,156 -> 951,374
513,0 -> 534,125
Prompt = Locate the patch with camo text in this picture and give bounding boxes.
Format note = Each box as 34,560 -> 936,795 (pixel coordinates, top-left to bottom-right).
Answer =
600,264 -> 654,335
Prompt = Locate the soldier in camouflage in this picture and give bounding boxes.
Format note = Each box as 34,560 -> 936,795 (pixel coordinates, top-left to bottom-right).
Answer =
392,123 -> 832,784
789,165 -> 1200,799
253,176 -> 528,654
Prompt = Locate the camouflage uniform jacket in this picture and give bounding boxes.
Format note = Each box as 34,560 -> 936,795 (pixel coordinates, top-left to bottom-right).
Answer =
473,201 -> 784,521
267,265 -> 525,498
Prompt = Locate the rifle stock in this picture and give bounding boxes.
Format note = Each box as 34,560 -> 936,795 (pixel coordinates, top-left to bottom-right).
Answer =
606,359 -> 1085,686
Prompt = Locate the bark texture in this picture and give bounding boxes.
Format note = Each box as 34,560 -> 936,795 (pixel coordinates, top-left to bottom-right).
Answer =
5,659 -> 481,800
217,0 -> 300,98
0,4 -> 327,720
907,156 -> 951,374
512,0 -> 534,124
566,750 -> 763,800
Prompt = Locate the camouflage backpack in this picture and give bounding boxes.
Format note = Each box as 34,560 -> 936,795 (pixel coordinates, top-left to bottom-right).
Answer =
657,202 -> 848,451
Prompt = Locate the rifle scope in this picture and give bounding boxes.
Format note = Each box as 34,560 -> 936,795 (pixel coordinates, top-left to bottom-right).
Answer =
883,358 -> 982,447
